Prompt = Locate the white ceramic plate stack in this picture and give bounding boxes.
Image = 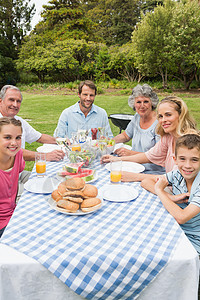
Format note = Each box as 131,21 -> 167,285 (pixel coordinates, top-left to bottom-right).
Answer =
24,177 -> 59,194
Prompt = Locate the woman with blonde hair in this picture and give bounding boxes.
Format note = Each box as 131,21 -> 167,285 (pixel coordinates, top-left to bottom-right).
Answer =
102,96 -> 197,193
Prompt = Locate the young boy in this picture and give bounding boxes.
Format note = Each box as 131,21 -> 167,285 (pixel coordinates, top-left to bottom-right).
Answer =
154,134 -> 200,254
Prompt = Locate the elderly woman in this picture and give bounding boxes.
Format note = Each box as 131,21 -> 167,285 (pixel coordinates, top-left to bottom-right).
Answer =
113,84 -> 165,174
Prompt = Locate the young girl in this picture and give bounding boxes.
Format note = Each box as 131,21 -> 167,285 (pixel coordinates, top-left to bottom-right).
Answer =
0,117 -> 25,238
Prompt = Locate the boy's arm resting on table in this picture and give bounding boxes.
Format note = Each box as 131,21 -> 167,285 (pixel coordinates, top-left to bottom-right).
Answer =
22,148 -> 65,161
141,175 -> 190,199
155,176 -> 200,224
141,177 -> 160,194
122,172 -> 158,186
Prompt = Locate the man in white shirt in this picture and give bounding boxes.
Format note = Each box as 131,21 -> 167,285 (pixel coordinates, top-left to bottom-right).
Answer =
0,85 -> 65,161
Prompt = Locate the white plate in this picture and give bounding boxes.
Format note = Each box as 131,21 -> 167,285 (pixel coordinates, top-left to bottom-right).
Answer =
37,144 -> 62,153
99,184 -> 138,202
105,161 -> 145,173
24,177 -> 59,194
114,143 -> 132,151
56,171 -> 99,184
47,195 -> 103,215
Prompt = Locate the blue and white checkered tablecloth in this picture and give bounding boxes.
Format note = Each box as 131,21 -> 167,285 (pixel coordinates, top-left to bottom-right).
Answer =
1,159 -> 182,299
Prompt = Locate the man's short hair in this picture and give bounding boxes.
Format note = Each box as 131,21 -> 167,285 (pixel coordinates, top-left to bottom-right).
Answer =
175,134 -> 200,156
0,85 -> 22,101
78,80 -> 97,95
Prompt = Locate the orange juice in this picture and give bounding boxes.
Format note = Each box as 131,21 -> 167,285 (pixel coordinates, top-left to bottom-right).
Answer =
110,171 -> 121,183
36,161 -> 46,174
71,144 -> 81,152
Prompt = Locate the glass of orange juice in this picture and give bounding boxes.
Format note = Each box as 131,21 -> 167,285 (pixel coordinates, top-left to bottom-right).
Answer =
35,153 -> 46,177
110,160 -> 122,184
71,144 -> 81,151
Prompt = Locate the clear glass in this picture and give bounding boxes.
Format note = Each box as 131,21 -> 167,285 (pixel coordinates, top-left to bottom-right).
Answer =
35,152 -> 46,177
110,160 -> 122,184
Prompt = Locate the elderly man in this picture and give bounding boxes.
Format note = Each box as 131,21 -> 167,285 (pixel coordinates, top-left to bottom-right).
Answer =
54,80 -> 113,139
0,85 -> 65,161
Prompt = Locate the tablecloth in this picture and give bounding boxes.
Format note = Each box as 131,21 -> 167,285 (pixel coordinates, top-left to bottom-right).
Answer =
1,159 -> 184,299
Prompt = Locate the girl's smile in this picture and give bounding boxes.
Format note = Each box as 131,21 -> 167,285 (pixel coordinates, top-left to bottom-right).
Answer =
0,124 -> 22,158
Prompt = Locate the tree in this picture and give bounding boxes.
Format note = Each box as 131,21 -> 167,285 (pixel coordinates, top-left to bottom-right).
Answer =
17,0 -> 101,81
17,39 -> 101,82
108,43 -> 139,82
0,0 -> 35,85
0,0 -> 35,54
82,0 -> 165,46
132,0 -> 175,88
82,0 -> 141,45
32,0 -> 100,43
132,0 -> 200,89
166,0 -> 200,90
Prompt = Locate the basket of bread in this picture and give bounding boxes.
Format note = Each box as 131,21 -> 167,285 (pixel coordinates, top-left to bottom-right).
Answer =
51,177 -> 102,214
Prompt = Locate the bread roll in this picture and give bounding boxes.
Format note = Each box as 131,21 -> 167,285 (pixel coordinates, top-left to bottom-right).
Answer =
51,189 -> 63,202
80,197 -> 101,212
63,196 -> 83,204
57,183 -> 67,195
57,199 -> 79,213
65,177 -> 85,191
83,184 -> 98,198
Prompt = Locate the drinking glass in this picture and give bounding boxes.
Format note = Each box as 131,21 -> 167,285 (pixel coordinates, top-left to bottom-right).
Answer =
35,153 -> 46,177
110,160 -> 122,184
98,141 -> 107,157
98,127 -> 105,139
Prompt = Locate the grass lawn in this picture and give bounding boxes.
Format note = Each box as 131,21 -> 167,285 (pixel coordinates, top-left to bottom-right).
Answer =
19,89 -> 200,171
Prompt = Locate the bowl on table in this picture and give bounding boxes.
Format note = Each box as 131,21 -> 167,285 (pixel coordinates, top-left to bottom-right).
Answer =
68,147 -> 96,167
91,139 -> 115,156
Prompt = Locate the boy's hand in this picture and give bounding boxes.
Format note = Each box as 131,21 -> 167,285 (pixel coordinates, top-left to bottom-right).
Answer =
155,176 -> 168,194
169,193 -> 190,204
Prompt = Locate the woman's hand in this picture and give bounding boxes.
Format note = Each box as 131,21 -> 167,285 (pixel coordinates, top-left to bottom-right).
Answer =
114,147 -> 134,156
101,155 -> 119,164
